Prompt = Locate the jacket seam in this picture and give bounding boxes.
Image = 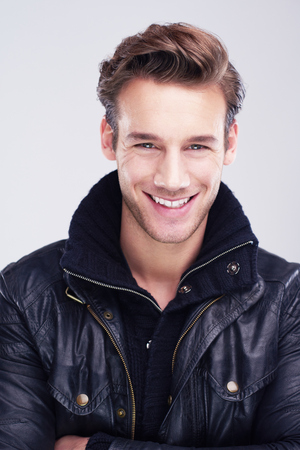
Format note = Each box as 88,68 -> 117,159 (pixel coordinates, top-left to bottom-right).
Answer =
23,274 -> 65,311
35,300 -> 85,345
206,366 -> 277,400
1,272 -> 64,313
172,298 -> 246,395
47,380 -> 112,410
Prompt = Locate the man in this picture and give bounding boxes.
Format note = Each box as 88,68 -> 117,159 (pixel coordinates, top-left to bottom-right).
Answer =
1,23 -> 300,450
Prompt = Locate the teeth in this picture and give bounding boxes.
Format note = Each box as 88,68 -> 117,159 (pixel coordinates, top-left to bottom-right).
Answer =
151,195 -> 190,208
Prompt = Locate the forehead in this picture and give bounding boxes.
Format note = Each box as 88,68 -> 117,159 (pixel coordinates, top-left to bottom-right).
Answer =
117,78 -> 227,137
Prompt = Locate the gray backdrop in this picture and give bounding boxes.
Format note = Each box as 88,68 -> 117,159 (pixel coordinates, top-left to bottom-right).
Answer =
1,0 -> 299,268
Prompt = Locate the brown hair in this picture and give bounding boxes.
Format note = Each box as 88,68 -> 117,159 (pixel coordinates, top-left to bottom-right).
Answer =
97,23 -> 245,147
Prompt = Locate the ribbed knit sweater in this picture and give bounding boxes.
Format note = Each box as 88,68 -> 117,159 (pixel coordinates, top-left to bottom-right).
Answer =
61,171 -> 258,449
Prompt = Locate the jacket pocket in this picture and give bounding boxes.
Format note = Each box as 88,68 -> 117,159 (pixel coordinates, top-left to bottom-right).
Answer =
47,365 -> 128,415
200,365 -> 277,402
199,303 -> 279,402
47,368 -> 130,438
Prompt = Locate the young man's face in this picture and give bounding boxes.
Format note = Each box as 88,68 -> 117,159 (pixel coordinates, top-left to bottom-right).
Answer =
101,78 -> 238,245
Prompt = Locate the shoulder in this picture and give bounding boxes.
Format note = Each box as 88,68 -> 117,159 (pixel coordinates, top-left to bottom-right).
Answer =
0,240 -> 66,312
257,247 -> 300,283
257,247 -> 300,316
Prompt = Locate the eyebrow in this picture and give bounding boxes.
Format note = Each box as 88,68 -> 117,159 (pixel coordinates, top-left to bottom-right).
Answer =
126,132 -> 219,145
188,135 -> 219,145
126,132 -> 160,142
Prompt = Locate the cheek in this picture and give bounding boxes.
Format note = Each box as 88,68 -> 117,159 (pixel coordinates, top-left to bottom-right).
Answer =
118,153 -> 156,186
190,157 -> 224,187
117,160 -> 148,198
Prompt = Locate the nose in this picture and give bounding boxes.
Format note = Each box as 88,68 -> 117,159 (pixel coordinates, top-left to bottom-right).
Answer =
154,149 -> 190,191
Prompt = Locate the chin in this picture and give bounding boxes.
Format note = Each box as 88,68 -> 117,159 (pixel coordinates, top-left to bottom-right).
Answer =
144,224 -> 202,245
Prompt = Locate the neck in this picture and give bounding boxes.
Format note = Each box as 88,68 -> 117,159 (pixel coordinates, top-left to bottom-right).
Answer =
120,206 -> 206,309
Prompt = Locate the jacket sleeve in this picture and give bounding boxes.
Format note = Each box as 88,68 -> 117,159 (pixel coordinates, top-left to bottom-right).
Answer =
0,271 -> 56,450
88,282 -> 300,450
108,439 -> 300,450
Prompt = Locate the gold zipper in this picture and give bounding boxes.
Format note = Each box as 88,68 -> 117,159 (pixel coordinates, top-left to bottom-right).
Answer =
64,240 -> 253,434
171,295 -> 223,373
65,287 -> 85,304
87,304 -> 136,440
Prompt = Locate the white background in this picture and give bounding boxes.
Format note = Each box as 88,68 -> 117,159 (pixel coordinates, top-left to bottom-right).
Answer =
1,0 -> 299,269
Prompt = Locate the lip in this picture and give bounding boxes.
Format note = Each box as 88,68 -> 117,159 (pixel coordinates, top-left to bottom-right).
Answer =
145,192 -> 198,217
150,194 -> 191,209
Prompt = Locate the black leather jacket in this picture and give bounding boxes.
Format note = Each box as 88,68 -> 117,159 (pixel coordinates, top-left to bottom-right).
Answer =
1,172 -> 300,449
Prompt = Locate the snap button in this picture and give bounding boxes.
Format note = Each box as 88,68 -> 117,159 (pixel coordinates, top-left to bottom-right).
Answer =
167,395 -> 173,406
227,381 -> 239,393
104,311 -> 113,320
227,262 -> 240,276
178,285 -> 192,294
76,394 -> 89,406
117,408 -> 126,418
146,340 -> 152,349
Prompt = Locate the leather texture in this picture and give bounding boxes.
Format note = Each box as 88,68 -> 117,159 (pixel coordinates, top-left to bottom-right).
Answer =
1,173 -> 300,449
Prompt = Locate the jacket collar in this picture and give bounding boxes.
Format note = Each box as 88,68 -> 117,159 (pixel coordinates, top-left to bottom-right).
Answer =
61,170 -> 258,298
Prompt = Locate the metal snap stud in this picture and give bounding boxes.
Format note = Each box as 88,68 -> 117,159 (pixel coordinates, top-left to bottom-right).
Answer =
178,285 -> 192,294
76,394 -> 89,406
227,262 -> 240,276
227,381 -> 239,393
117,408 -> 126,418
104,311 -> 113,320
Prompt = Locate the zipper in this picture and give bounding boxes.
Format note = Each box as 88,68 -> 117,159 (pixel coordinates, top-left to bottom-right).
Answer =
171,240 -> 253,372
177,240 -> 254,290
87,304 -> 136,441
64,241 -> 253,312
63,269 -> 162,313
64,239 -> 253,434
171,295 -> 223,373
65,283 -> 136,439
65,287 -> 85,304
64,269 -> 161,440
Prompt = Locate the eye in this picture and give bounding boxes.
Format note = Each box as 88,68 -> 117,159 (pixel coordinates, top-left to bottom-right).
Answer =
140,143 -> 155,149
188,144 -> 206,150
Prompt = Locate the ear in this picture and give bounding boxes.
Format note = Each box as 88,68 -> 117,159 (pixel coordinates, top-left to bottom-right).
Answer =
224,120 -> 238,166
100,116 -> 116,161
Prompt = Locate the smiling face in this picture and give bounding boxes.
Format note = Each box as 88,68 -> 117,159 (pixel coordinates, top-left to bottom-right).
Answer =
101,78 -> 238,247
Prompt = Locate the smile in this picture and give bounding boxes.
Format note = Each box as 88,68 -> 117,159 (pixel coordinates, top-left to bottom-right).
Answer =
150,195 -> 191,208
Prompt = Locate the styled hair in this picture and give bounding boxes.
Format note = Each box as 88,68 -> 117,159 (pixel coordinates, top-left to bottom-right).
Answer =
97,23 -> 245,147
